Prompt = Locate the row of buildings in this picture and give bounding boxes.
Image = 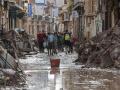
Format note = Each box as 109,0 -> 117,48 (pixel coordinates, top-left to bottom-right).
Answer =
0,0 -> 66,39
26,0 -> 120,40
58,0 -> 120,41
61,0 -> 120,40
23,0 -> 66,39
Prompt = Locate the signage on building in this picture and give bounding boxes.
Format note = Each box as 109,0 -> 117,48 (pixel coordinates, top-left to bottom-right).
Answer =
64,12 -> 69,21
28,3 -> 32,16
35,0 -> 45,5
72,11 -> 79,18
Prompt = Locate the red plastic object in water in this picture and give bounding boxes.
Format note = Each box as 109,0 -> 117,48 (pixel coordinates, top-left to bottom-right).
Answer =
50,59 -> 60,68
50,67 -> 60,74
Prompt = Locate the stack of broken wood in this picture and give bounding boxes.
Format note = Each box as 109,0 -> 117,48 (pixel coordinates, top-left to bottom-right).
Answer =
75,27 -> 120,69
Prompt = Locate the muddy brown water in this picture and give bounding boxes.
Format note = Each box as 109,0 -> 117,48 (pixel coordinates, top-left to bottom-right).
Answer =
1,52 -> 120,90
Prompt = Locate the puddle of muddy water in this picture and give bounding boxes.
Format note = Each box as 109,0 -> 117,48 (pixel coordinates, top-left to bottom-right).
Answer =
2,52 -> 120,90
62,68 -> 120,90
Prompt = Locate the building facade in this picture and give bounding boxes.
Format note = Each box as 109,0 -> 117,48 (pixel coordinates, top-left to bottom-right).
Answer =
0,0 -> 26,37
72,0 -> 85,40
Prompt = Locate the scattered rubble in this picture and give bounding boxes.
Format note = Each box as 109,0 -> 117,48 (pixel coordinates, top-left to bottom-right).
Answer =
1,29 -> 38,58
0,29 -> 36,86
75,27 -> 120,69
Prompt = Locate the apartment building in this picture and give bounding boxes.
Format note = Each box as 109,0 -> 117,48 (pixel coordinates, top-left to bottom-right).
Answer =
23,0 -> 45,39
72,0 -> 85,40
0,0 -> 26,33
58,0 -> 74,32
84,0 -> 120,39
23,0 -> 64,38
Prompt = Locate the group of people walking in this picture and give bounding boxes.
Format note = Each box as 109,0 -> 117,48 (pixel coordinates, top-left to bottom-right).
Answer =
37,30 -> 78,55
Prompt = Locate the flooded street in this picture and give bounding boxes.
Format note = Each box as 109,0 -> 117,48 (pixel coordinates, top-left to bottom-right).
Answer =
1,52 -> 120,90
1,0 -> 120,90
20,52 -> 78,90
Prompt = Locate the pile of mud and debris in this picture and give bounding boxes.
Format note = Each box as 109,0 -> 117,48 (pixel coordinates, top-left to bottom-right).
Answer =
0,29 -> 38,58
0,29 -> 32,86
75,27 -> 120,69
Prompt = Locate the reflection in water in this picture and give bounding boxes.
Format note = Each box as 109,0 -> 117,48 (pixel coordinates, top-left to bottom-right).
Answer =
25,70 -> 48,90
24,67 -> 62,90
62,69 -> 120,90
24,67 -> 120,90
2,53 -> 120,90
49,68 -> 62,90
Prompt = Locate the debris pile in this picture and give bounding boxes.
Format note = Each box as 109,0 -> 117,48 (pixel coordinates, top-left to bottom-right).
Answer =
0,68 -> 26,86
75,27 -> 120,68
0,29 -> 33,86
1,29 -> 37,58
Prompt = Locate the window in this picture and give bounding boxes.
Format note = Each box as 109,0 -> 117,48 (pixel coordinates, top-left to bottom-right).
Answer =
86,17 -> 91,27
37,25 -> 39,33
64,0 -> 67,4
32,25 -> 34,35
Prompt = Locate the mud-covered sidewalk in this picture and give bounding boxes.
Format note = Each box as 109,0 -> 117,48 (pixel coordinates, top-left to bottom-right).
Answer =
1,52 -> 120,90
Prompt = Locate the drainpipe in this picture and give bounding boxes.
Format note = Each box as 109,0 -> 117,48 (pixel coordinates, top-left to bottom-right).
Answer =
0,2 -> 4,39
78,2 -> 84,42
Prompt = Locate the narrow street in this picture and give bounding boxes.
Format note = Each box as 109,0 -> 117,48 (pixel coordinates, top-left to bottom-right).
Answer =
20,52 -> 78,90
1,52 -> 120,90
1,0 -> 120,90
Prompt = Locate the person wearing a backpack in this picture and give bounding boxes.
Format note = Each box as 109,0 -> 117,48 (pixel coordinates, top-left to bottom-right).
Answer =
64,30 -> 71,53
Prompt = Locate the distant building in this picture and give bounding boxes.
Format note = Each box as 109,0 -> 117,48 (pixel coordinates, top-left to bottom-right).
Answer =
23,0 -> 45,39
0,0 -> 26,32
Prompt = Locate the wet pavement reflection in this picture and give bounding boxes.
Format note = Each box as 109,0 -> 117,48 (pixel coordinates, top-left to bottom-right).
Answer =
20,52 -> 78,90
1,52 -> 120,90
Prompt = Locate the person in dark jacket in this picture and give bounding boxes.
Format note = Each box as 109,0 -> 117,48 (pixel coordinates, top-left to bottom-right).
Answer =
37,30 -> 46,53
